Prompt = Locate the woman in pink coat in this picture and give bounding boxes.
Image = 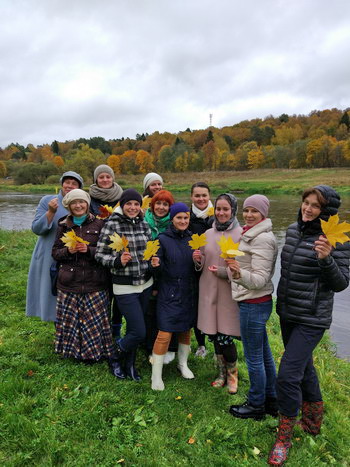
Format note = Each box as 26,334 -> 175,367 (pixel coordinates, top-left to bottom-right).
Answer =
193,193 -> 242,394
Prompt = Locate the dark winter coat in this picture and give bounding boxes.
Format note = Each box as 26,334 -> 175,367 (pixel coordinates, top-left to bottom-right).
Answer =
276,185 -> 350,329
155,225 -> 198,332
189,210 -> 214,235
52,214 -> 109,294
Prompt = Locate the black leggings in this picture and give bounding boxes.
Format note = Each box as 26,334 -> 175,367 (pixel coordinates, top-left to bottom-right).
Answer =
214,340 -> 237,363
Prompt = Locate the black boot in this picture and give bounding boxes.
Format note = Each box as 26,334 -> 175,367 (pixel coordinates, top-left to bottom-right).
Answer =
109,343 -> 126,379
229,401 -> 265,420
265,396 -> 278,417
125,348 -> 141,381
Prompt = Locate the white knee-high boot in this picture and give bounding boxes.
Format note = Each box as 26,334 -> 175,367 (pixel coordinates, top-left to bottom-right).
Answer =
177,344 -> 194,379
151,354 -> 165,390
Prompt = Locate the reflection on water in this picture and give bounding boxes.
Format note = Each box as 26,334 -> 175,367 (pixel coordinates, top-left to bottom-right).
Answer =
0,191 -> 349,360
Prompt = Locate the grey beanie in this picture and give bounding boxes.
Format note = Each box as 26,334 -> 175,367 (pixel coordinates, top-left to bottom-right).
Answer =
62,189 -> 91,209
60,171 -> 84,188
143,172 -> 163,190
243,194 -> 270,218
93,164 -> 115,184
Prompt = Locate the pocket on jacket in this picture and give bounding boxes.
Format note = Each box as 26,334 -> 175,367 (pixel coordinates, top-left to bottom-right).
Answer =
59,265 -> 76,286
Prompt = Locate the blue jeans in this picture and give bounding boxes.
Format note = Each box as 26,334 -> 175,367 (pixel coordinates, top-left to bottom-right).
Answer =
115,286 -> 152,352
239,300 -> 277,407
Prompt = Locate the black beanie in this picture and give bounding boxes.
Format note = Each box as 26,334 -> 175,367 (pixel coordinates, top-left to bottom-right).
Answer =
119,189 -> 142,208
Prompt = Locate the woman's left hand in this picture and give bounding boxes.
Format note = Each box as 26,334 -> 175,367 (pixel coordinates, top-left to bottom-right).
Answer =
314,235 -> 333,259
76,243 -> 88,253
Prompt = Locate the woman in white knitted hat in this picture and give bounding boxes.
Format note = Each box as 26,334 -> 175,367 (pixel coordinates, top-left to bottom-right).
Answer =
142,172 -> 164,198
52,189 -> 115,363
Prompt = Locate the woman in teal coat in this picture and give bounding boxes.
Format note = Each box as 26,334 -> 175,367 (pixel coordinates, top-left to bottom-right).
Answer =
26,171 -> 83,322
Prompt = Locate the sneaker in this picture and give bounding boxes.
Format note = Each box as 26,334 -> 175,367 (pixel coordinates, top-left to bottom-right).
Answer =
195,346 -> 207,358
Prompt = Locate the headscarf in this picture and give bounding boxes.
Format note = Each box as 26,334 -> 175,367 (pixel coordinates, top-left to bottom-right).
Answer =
214,193 -> 239,231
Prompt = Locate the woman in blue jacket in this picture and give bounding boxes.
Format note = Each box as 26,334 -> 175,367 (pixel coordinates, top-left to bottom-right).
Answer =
150,203 -> 198,390
268,185 -> 350,466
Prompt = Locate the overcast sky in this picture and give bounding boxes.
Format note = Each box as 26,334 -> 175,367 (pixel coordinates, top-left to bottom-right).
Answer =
1,0 -> 350,148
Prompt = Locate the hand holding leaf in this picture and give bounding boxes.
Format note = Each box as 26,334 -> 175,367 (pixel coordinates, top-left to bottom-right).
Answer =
320,214 -> 350,247
61,230 -> 90,249
143,240 -> 160,260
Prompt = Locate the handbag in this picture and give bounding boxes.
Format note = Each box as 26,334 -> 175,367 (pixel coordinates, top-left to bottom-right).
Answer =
50,261 -> 59,296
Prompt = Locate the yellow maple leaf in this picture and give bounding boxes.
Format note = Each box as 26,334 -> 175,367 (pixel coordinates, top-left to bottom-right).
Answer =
109,233 -> 129,252
142,196 -> 151,210
143,240 -> 160,260
226,249 -> 245,258
207,206 -> 214,217
188,233 -> 207,250
320,214 -> 350,247
61,230 -> 90,249
216,235 -> 243,258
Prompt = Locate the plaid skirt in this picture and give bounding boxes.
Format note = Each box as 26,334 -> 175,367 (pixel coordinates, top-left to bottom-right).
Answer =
55,290 -> 115,361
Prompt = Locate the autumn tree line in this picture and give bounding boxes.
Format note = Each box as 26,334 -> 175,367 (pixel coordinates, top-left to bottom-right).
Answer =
1,108 -> 350,184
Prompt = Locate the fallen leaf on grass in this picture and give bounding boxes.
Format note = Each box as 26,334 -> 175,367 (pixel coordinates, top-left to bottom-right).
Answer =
116,459 -> 125,464
188,437 -> 196,444
187,413 -> 192,419
175,396 -> 182,400
252,446 -> 260,455
27,370 -> 34,377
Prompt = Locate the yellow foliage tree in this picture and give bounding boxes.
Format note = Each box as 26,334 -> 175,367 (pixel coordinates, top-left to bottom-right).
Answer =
107,155 -> 122,175
0,161 -> 7,177
135,150 -> 154,173
248,149 -> 265,169
53,155 -> 64,168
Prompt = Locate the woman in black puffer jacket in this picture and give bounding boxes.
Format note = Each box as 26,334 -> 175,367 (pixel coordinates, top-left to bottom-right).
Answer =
268,185 -> 350,466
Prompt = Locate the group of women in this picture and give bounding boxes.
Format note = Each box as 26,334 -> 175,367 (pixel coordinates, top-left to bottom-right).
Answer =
26,166 -> 349,466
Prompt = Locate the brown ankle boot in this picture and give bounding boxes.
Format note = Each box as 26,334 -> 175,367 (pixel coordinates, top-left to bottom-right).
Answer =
211,354 -> 226,388
226,361 -> 238,394
268,414 -> 297,465
298,401 -> 324,435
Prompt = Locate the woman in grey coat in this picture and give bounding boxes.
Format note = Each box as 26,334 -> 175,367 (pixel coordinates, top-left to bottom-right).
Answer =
25,171 -> 83,322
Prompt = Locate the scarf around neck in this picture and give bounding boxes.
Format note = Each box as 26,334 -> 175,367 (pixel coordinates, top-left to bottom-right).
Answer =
89,183 -> 123,203
144,209 -> 171,240
191,200 -> 213,219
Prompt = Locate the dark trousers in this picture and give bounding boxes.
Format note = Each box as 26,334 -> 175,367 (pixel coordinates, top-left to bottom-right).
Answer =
144,295 -> 178,354
115,286 -> 152,352
277,319 -> 324,417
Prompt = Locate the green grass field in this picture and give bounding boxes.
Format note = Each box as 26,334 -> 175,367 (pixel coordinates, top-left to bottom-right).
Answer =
1,167 -> 350,196
1,229 -> 350,466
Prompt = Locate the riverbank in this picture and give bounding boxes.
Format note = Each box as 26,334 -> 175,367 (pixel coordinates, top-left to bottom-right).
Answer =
1,229 -> 350,465
1,167 -> 350,195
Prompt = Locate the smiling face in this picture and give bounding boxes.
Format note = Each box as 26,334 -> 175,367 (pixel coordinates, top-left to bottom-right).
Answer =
123,200 -> 141,218
97,172 -> 113,189
148,180 -> 163,196
191,187 -> 210,210
215,199 -> 232,224
172,212 -> 190,231
243,207 -> 263,227
301,193 -> 322,222
153,200 -> 170,218
61,178 -> 80,196
69,200 -> 88,217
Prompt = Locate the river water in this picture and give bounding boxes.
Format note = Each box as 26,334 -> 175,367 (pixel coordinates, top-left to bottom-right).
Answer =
1,191 -> 349,361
